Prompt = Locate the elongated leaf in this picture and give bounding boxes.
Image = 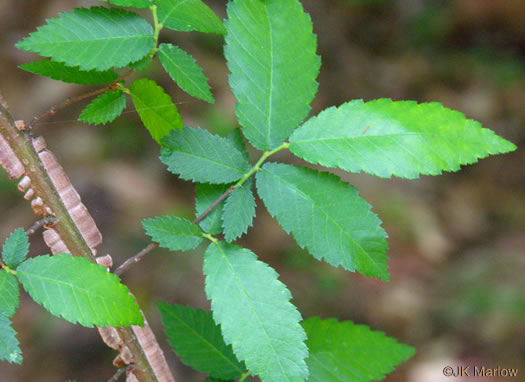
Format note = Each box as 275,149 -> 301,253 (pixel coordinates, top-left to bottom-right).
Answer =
222,179 -> 255,242
19,60 -> 118,85
158,44 -> 214,103
158,303 -> 246,379
256,163 -> 389,281
16,254 -> 143,328
16,7 -> 155,71
2,228 -> 29,268
97,0 -> 152,8
160,127 -> 251,183
303,317 -> 415,382
142,216 -> 203,251
0,313 -> 22,364
129,78 -> 183,143
79,91 -> 127,125
195,183 -> 230,235
155,0 -> 226,35
225,0 -> 320,151
0,271 -> 19,318
203,242 -> 308,382
289,99 -> 517,179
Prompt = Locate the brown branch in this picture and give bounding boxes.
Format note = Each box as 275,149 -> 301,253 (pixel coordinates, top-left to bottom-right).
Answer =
26,216 -> 54,236
29,69 -> 134,128
194,185 -> 236,224
116,185 -> 236,276
0,95 -> 174,382
115,242 -> 159,277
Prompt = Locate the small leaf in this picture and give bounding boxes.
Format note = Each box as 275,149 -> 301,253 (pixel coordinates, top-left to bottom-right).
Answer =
160,126 -> 251,184
2,228 -> 29,268
289,99 -> 517,179
79,91 -> 127,125
142,216 -> 203,251
129,78 -> 183,144
16,7 -> 155,71
222,179 -> 255,242
203,242 -> 308,382
256,163 -> 389,281
303,317 -> 415,382
0,313 -> 22,364
97,0 -> 152,8
195,183 -> 230,235
155,0 -> 226,35
19,60 -> 118,85
225,0 -> 320,150
158,43 -> 214,103
0,271 -> 19,319
16,254 -> 144,328
158,303 -> 246,379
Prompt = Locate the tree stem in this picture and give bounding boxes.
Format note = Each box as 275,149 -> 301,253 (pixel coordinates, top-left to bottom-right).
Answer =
0,96 -> 172,382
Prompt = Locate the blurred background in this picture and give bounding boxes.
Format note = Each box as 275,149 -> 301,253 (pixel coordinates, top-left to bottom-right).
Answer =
0,0 -> 524,381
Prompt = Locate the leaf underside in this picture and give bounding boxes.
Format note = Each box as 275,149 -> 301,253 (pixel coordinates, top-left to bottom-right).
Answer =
16,7 -> 155,71
203,242 -> 308,382
0,271 -> 19,319
79,90 -> 127,125
256,163 -> 390,281
289,99 -> 517,179
303,317 -> 415,382
129,78 -> 183,144
225,0 -> 320,151
160,126 -> 250,184
0,313 -> 22,365
142,216 -> 203,252
158,43 -> 214,103
19,59 -> 119,85
158,303 -> 246,379
195,183 -> 230,235
222,178 -> 256,242
16,254 -> 144,328
155,0 -> 226,35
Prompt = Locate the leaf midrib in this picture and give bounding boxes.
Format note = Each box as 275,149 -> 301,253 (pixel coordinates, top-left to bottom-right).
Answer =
167,310 -> 245,375
260,167 -> 384,272
213,242 -> 291,381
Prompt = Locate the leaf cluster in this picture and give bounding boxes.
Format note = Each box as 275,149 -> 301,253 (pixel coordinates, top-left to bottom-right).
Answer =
11,0 -> 516,380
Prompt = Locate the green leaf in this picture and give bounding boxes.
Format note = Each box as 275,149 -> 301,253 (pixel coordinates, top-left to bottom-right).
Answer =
155,0 -> 226,35
16,7 -> 155,71
128,55 -> 152,71
225,0 -> 320,151
203,242 -> 308,382
158,303 -> 246,379
142,216 -> 203,251
79,91 -> 127,125
256,163 -> 389,281
289,99 -> 517,179
19,60 -> 118,85
158,44 -> 214,103
303,317 -> 415,382
16,254 -> 144,328
203,378 -> 235,382
0,271 -> 19,319
2,228 -> 29,268
195,183 -> 230,235
160,127 -> 251,184
226,129 -> 249,161
129,78 -> 183,144
222,179 -> 255,242
97,0 -> 152,8
0,313 -> 22,364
